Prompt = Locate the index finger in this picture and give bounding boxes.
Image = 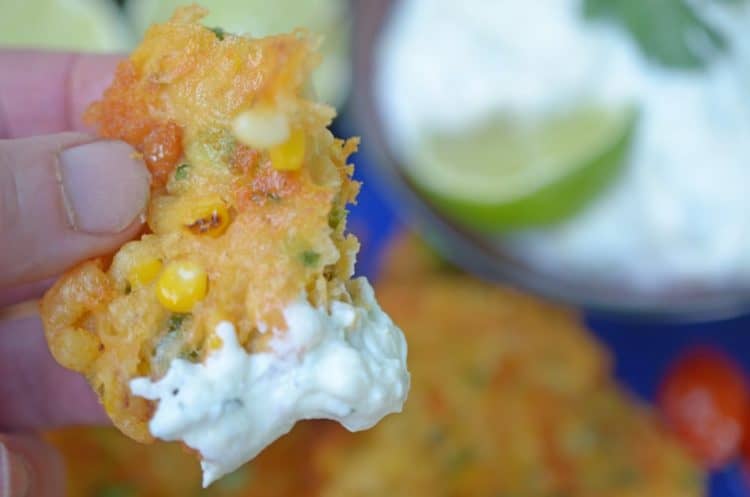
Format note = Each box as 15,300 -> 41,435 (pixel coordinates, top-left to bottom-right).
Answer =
0,50 -> 123,139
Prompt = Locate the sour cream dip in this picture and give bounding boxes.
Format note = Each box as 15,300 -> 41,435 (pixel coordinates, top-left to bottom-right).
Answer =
376,0 -> 750,292
131,278 -> 409,486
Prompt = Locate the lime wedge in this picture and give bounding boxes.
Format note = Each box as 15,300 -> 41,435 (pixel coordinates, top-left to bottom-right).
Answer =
0,0 -> 133,52
406,106 -> 638,232
125,0 -> 351,107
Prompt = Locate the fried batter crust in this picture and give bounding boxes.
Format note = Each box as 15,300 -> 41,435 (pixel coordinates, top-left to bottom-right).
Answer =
41,5 -> 360,442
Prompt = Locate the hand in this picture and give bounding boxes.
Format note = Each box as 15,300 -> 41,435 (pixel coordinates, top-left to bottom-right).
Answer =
0,51 -> 150,497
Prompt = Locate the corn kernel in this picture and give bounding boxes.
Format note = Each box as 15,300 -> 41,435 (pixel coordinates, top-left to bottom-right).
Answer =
127,258 -> 162,288
207,333 -> 224,351
270,128 -> 306,171
156,261 -> 208,312
232,108 -> 289,148
184,196 -> 230,237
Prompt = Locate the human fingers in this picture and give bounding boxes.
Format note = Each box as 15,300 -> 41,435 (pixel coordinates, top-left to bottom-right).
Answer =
0,315 -> 107,430
0,51 -> 122,138
0,432 -> 65,497
0,279 -> 54,309
0,133 -> 149,288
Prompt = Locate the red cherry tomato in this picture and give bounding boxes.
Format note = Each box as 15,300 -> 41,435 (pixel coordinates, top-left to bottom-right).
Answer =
740,411 -> 750,478
658,347 -> 749,469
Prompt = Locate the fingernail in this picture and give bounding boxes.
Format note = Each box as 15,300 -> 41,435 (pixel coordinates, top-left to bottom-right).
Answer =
58,140 -> 150,234
0,442 -> 30,497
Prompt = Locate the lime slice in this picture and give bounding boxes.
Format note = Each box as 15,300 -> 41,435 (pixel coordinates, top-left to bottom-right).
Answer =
0,0 -> 133,52
125,0 -> 351,107
406,106 -> 638,232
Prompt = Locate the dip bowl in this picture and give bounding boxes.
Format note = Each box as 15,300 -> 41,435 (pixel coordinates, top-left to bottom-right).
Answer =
350,0 -> 750,322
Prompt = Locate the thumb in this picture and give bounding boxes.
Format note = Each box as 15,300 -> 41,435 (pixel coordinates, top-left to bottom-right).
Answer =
0,133 -> 150,288
0,433 -> 64,497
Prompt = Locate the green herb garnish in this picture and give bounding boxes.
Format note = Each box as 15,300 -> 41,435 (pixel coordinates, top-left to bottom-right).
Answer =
179,349 -> 201,363
583,0 -> 732,69
327,208 -> 343,229
200,129 -> 236,165
301,250 -> 320,267
209,26 -> 225,40
168,314 -> 187,333
175,163 -> 190,180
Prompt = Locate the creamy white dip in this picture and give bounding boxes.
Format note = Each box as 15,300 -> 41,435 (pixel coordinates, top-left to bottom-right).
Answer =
377,0 -> 750,291
130,278 -> 409,486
